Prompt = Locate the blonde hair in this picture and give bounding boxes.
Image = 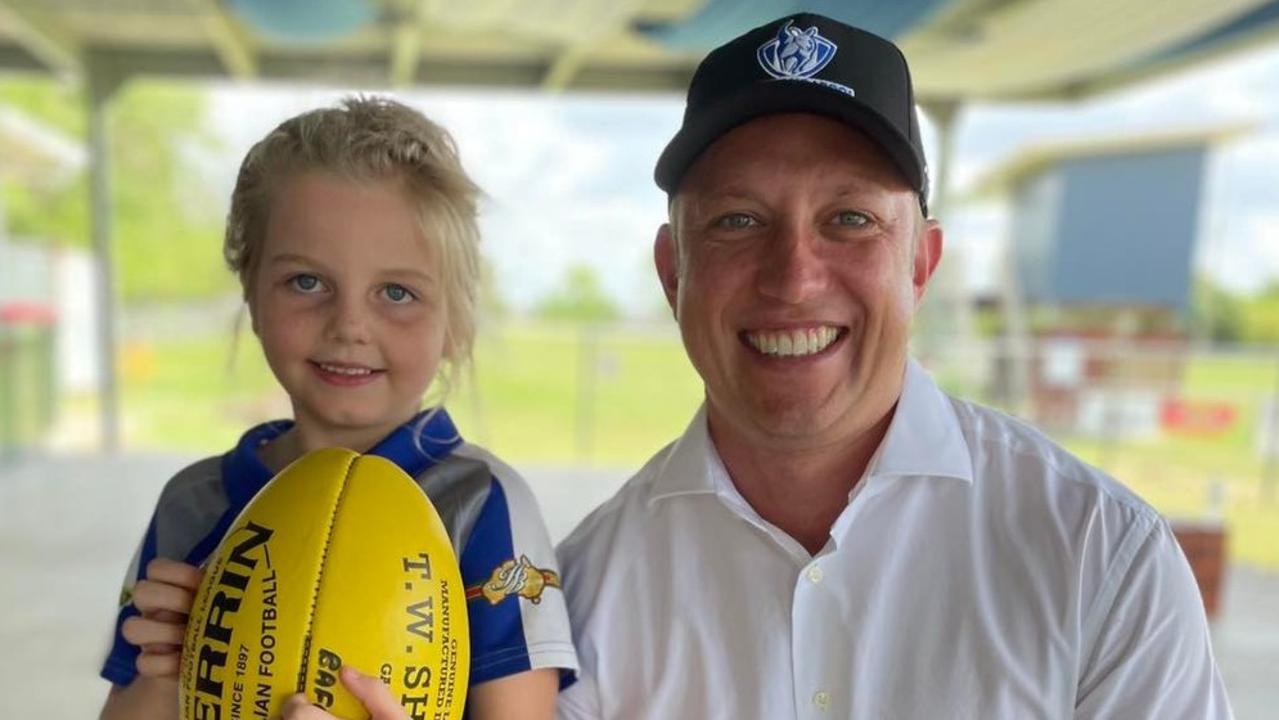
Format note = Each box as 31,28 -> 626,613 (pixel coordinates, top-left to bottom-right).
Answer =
224,96 -> 482,386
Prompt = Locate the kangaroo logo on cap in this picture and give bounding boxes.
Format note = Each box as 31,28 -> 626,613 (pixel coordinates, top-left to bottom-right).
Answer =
758,20 -> 836,80
757,20 -> 852,96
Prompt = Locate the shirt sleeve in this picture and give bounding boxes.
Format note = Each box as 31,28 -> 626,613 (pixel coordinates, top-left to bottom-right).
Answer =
459,474 -> 579,686
555,673 -> 602,720
1075,518 -> 1234,719
100,513 -> 159,687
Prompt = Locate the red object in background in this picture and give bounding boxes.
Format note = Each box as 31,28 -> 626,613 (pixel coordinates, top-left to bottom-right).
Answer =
0,301 -> 57,326
1171,522 -> 1227,619
1160,398 -> 1238,436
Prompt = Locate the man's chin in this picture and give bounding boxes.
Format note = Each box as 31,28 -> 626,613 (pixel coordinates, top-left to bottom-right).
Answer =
743,397 -> 844,441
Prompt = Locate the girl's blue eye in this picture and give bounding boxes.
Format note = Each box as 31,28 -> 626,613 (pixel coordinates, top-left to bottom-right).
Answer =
290,274 -> 322,292
384,284 -> 415,304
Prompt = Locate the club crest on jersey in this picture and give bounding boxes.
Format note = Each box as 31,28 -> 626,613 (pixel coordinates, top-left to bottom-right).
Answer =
756,20 -> 853,97
466,555 -> 561,605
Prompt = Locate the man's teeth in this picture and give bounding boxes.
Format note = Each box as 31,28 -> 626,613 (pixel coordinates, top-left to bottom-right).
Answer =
746,327 -> 840,357
319,363 -> 373,376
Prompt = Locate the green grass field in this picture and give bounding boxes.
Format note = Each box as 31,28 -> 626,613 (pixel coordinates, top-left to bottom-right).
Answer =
108,324 -> 1279,569
113,322 -> 705,463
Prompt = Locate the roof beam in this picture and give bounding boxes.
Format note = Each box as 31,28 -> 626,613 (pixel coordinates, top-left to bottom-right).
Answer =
389,23 -> 421,86
542,45 -> 590,92
49,46 -> 691,94
1070,22 -> 1279,100
0,42 -> 47,72
390,0 -> 431,86
0,1 -> 81,78
191,0 -> 257,79
541,1 -> 647,92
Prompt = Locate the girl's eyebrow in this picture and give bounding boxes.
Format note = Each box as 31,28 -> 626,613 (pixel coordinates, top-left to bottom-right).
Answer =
381,268 -> 434,285
265,252 -> 321,267
266,253 -> 433,285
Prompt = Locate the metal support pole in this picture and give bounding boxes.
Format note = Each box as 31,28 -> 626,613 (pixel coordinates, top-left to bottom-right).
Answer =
1263,349 -> 1279,503
1000,228 -> 1033,418
926,99 -> 960,221
917,100 -> 975,383
87,64 -> 123,452
575,324 -> 598,462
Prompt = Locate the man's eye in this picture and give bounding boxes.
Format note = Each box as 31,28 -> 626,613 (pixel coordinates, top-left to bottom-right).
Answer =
835,210 -> 869,227
384,284 -> 416,304
289,274 -> 323,293
716,213 -> 757,230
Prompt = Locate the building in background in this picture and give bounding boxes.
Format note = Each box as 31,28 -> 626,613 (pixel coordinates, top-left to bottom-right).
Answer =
972,127 -> 1246,438
0,103 -> 87,459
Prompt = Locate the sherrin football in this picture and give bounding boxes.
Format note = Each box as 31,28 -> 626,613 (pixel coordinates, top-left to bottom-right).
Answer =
179,448 -> 469,720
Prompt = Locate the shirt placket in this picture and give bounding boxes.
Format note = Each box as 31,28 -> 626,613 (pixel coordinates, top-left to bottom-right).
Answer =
792,551 -> 845,718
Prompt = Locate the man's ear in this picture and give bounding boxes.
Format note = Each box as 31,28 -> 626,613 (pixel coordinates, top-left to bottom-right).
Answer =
912,219 -> 944,306
654,223 -> 680,317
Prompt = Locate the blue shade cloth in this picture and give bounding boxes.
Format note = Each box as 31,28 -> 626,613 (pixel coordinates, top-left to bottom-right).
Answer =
636,0 -> 949,50
639,0 -> 1279,102
227,0 -> 375,43
1131,0 -> 1279,71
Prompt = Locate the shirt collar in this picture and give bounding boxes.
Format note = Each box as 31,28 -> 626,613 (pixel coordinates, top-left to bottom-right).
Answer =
869,358 -> 974,484
222,408 -> 464,507
647,405 -> 720,504
646,358 -> 972,506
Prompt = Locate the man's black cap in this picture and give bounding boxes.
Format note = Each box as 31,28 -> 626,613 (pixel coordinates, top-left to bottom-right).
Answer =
654,13 -> 929,214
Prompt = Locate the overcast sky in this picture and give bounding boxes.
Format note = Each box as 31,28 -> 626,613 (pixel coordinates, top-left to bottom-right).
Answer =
206,40 -> 1279,316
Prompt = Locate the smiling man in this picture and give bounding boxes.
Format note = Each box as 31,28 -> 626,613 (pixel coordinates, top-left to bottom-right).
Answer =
555,13 -> 1232,719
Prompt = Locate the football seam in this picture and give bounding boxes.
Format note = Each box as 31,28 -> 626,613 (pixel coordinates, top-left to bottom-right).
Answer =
295,452 -> 358,695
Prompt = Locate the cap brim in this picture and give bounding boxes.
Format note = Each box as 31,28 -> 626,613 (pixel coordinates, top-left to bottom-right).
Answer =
654,80 -> 924,196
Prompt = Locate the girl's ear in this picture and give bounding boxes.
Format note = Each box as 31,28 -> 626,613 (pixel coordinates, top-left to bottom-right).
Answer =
442,332 -> 455,363
247,301 -> 260,337
440,319 -> 459,364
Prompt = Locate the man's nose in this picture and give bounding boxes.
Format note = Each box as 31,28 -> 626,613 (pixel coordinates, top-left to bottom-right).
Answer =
757,222 -> 827,303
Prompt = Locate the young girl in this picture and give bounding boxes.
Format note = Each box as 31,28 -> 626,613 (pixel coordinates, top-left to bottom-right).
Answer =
99,97 -> 577,720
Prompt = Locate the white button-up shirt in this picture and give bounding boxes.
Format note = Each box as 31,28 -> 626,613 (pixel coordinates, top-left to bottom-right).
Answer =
556,360 -> 1232,719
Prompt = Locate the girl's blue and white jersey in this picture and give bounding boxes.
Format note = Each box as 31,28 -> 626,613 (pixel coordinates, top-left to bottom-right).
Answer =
101,408 -> 578,689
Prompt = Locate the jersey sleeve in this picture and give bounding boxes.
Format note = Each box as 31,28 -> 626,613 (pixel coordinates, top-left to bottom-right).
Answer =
458,467 -> 579,686
99,457 -> 234,688
1074,518 -> 1234,718
100,513 -> 160,686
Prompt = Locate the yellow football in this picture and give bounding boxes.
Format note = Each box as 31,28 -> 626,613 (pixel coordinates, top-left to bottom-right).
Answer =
178,447 -> 469,720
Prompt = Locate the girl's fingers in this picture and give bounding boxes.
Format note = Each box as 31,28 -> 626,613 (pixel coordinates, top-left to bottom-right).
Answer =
150,608 -> 186,624
280,694 -> 330,719
340,666 -> 407,720
122,615 -> 186,646
278,671 -> 408,720
145,558 -> 204,590
135,648 -> 182,678
131,578 -> 196,615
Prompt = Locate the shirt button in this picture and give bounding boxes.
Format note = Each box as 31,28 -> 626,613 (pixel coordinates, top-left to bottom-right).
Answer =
812,690 -> 831,711
806,565 -> 824,583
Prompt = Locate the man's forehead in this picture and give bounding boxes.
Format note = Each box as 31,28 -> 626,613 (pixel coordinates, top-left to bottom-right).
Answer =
678,182 -> 898,207
677,114 -> 907,191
